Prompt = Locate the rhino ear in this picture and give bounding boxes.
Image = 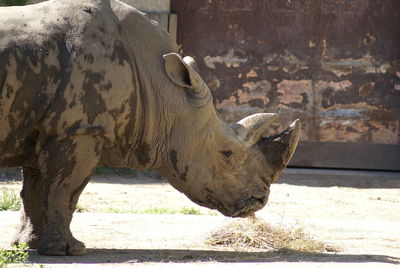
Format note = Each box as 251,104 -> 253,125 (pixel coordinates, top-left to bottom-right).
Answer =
163,53 -> 192,88
232,113 -> 278,146
163,53 -> 210,103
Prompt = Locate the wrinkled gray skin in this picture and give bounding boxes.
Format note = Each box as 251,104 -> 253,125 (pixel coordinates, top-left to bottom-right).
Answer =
0,0 -> 300,256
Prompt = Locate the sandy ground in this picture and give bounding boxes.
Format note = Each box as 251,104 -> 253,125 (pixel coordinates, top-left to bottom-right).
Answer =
0,168 -> 399,267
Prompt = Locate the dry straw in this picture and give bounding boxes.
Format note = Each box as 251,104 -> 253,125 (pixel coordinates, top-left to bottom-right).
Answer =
206,216 -> 333,253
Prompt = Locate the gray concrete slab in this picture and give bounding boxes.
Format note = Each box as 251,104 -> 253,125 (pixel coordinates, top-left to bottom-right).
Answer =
119,0 -> 170,13
281,168 -> 400,188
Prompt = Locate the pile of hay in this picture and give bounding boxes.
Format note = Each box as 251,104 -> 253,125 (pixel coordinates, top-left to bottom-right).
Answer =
206,216 -> 331,252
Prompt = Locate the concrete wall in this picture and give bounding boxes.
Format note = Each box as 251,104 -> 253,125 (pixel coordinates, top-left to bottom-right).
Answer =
117,0 -> 169,13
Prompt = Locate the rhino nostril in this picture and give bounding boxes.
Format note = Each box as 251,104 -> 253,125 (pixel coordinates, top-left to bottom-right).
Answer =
252,195 -> 266,204
237,194 -> 267,209
233,196 -> 268,217
251,190 -> 268,201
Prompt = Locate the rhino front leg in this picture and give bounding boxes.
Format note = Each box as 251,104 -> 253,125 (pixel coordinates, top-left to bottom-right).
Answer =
36,135 -> 102,256
11,167 -> 45,249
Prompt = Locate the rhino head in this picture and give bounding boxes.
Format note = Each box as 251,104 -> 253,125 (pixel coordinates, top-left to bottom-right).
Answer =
158,53 -> 300,217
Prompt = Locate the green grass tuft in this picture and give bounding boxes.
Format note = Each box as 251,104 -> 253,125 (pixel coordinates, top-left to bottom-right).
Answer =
102,207 -> 125,213
179,207 -> 204,215
0,0 -> 29,6
130,207 -> 215,215
0,188 -> 21,211
0,243 -> 29,268
75,204 -> 88,213
102,206 -> 218,216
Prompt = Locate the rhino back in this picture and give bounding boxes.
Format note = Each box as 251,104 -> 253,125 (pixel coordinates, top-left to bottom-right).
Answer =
0,0 -> 135,166
0,2 -> 65,165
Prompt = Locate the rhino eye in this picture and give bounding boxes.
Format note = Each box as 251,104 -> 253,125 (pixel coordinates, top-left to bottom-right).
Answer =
220,150 -> 232,158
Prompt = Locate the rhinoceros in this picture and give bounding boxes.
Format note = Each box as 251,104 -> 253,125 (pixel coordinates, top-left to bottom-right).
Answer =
0,0 -> 300,256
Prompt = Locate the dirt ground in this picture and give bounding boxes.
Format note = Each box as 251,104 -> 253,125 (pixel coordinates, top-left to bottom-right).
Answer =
1,168 -> 400,267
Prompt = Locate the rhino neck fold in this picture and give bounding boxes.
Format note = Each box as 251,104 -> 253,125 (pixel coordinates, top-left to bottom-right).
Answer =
98,50 -> 170,171
123,52 -> 171,171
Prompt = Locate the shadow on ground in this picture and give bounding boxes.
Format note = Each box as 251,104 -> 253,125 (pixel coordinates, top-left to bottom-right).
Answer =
280,168 -> 400,189
28,248 -> 400,264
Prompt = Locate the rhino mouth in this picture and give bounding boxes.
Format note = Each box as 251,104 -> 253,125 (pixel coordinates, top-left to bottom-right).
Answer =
230,196 -> 267,218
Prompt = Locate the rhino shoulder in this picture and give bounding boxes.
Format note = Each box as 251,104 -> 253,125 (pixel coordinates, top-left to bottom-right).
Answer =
110,0 -> 178,53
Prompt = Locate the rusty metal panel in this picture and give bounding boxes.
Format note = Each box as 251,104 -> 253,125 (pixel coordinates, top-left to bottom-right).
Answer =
171,0 -> 400,170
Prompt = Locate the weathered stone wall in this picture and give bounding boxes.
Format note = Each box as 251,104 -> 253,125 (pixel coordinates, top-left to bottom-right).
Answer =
171,0 -> 400,146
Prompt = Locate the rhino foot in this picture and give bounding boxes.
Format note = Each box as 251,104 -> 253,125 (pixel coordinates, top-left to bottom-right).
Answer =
37,236 -> 86,256
12,166 -> 45,249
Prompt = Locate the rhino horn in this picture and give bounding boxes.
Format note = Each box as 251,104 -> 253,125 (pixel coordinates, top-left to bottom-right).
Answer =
163,53 -> 210,106
232,113 -> 279,146
258,119 -> 301,182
